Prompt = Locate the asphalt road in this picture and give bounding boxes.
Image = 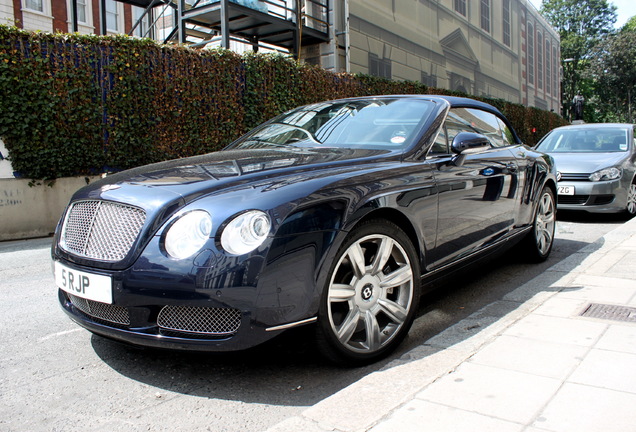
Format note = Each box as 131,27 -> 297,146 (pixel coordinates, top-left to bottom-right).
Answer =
0,211 -> 627,432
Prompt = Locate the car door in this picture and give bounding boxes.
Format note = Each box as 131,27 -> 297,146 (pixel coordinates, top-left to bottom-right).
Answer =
426,107 -> 521,269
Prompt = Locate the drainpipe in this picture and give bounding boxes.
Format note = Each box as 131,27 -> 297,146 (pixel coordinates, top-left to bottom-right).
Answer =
344,0 -> 350,73
331,0 -> 338,71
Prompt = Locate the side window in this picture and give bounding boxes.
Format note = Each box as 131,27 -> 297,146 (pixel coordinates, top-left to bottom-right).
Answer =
435,108 -> 513,154
430,126 -> 449,154
497,117 -> 516,146
445,108 -> 509,147
464,108 -> 504,147
444,108 -> 497,146
444,110 -> 470,147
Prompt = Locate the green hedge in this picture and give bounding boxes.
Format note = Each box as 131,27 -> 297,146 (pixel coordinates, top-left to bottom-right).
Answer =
0,26 -> 567,180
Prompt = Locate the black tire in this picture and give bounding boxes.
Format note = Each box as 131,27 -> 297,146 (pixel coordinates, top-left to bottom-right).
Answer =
521,186 -> 556,262
316,220 -> 421,366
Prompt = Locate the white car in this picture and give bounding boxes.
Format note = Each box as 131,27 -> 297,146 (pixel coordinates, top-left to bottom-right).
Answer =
535,123 -> 636,216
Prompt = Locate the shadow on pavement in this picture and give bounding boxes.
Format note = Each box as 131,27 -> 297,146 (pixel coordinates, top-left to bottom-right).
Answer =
90,231 -> 604,407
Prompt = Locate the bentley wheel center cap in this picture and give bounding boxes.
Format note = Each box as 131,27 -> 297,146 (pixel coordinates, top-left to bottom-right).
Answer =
361,284 -> 374,301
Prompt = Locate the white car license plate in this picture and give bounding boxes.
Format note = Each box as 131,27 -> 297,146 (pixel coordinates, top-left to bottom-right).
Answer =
54,261 -> 113,304
558,185 -> 575,195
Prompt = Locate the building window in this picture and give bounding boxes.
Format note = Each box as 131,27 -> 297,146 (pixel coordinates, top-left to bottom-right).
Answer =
77,0 -> 87,23
454,0 -> 466,17
503,0 -> 511,46
545,39 -> 551,95
421,72 -> 437,88
369,54 -> 391,79
480,0 -> 490,33
132,6 -> 151,38
68,0 -> 88,24
537,31 -> 543,90
24,0 -> 43,12
106,0 -> 119,32
552,45 -> 558,97
527,22 -> 534,86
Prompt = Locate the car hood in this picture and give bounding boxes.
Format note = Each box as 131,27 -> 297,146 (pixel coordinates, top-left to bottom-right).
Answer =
548,152 -> 628,174
74,147 -> 396,212
57,146 -> 398,269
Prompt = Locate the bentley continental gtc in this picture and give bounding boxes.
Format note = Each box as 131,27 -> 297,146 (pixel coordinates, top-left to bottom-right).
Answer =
53,95 -> 557,364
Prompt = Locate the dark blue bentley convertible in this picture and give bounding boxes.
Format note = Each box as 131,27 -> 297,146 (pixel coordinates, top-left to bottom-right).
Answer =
53,95 -> 557,364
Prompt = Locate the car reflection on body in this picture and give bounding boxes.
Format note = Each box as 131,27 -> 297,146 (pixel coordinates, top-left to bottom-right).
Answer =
535,123 -> 636,216
52,95 -> 557,365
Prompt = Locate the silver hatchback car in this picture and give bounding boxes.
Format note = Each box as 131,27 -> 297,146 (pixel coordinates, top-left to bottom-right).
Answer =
535,123 -> 636,216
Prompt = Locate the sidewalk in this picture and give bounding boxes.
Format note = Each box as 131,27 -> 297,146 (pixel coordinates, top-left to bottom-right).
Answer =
267,216 -> 636,432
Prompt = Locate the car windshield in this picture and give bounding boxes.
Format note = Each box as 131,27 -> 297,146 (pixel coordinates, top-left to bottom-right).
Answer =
536,128 -> 630,153
227,99 -> 435,151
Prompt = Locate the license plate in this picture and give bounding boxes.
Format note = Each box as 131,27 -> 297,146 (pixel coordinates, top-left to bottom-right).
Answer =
558,185 -> 575,195
54,261 -> 113,304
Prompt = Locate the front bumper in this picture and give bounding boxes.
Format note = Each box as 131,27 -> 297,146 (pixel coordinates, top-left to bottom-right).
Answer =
58,289 -> 272,351
556,179 -> 627,213
53,236 -> 323,351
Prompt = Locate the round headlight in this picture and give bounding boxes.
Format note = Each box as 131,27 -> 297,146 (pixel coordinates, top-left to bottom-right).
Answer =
165,210 -> 212,259
589,167 -> 621,182
221,210 -> 271,256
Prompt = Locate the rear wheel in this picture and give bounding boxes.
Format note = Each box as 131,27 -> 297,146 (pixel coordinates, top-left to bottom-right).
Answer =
316,220 -> 420,365
626,180 -> 636,217
521,186 -> 556,262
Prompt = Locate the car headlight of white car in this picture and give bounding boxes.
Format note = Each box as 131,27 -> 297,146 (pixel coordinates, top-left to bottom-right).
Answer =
588,167 -> 621,182
221,210 -> 271,255
165,210 -> 213,259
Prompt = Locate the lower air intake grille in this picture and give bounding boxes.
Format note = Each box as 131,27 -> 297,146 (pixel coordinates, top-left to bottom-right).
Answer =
558,195 -> 589,205
69,294 -> 130,326
157,306 -> 241,336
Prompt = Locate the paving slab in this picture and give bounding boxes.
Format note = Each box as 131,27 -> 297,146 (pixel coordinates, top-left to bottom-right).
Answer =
369,400 -> 524,432
533,383 -> 636,432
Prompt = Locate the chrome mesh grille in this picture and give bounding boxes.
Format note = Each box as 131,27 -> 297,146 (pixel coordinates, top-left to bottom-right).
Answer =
157,306 -> 242,335
68,294 -> 130,325
61,200 -> 146,262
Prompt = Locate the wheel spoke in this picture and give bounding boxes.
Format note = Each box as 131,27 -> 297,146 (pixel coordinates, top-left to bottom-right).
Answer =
329,283 -> 356,302
627,184 -> 636,214
337,307 -> 361,344
363,310 -> 381,351
379,265 -> 412,289
347,243 -> 367,279
537,230 -> 548,253
378,298 -> 408,324
371,237 -> 393,276
534,191 -> 555,255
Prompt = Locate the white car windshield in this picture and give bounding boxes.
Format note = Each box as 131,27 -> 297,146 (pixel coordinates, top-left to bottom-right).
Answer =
536,128 -> 630,153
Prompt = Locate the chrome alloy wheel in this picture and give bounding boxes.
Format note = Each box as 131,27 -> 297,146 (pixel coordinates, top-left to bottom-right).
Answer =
326,234 -> 415,354
627,182 -> 636,215
534,190 -> 556,256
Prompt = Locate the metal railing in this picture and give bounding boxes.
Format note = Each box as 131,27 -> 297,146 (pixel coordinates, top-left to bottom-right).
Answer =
129,0 -> 329,46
